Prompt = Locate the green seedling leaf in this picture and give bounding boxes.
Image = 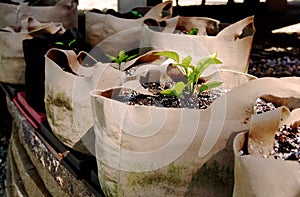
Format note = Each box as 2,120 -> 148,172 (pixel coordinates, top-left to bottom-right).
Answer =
68,38 -> 77,47
187,72 -> 196,85
54,41 -> 64,46
118,50 -> 126,57
106,50 -> 138,70
131,10 -> 142,18
166,55 -> 193,77
186,66 -> 194,77
119,50 -> 126,58
187,27 -> 199,35
161,82 -> 186,97
198,53 -> 222,67
126,54 -> 138,62
155,51 -> 180,63
196,53 -> 222,76
160,89 -> 176,96
179,55 -> 193,75
106,53 -> 122,65
118,50 -> 128,62
173,81 -> 186,95
105,50 -> 138,70
199,81 -> 223,93
156,51 -> 223,98
181,55 -> 192,67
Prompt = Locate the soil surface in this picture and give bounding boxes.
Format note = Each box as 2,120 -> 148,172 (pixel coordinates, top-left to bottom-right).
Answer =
252,99 -> 300,162
272,124 -> 300,162
112,85 -> 228,109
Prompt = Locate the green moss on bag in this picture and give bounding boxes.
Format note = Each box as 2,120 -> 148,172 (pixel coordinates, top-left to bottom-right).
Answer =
45,89 -> 72,111
128,163 -> 187,194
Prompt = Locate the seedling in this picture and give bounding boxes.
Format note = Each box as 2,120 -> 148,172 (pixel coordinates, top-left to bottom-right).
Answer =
54,38 -> 77,47
130,10 -> 142,18
187,27 -> 199,35
106,50 -> 138,70
155,51 -> 223,97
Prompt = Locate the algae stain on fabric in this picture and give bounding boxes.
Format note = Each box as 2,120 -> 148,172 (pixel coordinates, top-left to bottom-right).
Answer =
45,89 -> 72,111
45,88 -> 73,126
128,163 -> 187,193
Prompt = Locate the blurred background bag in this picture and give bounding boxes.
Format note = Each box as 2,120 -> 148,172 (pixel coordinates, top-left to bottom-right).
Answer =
85,1 -> 173,47
0,17 -> 63,85
0,0 -> 78,29
140,16 -> 255,73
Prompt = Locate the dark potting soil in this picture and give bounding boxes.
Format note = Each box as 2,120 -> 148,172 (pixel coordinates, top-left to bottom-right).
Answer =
113,82 -> 228,109
272,124 -> 300,162
248,98 -> 300,162
254,98 -> 277,114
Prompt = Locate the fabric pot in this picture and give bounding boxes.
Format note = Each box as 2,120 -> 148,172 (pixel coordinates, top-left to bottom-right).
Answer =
23,27 -> 91,113
0,0 -> 78,29
233,104 -> 300,196
0,17 -> 63,84
140,16 -> 255,73
44,48 -> 166,154
45,48 -> 115,154
91,15 -> 221,63
90,69 -> 263,197
85,1 -> 173,48
86,2 -> 220,62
